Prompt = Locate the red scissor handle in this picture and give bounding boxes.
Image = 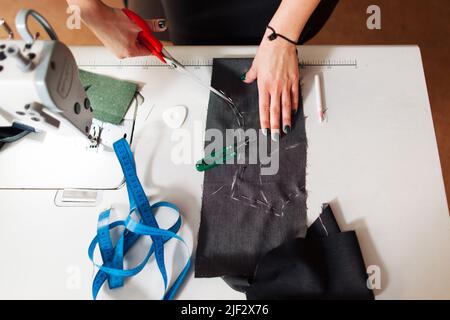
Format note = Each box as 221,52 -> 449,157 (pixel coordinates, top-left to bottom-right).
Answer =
122,8 -> 167,64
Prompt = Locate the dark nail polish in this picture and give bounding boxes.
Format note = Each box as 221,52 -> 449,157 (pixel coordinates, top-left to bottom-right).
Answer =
158,20 -> 166,29
240,73 -> 246,81
283,125 -> 291,134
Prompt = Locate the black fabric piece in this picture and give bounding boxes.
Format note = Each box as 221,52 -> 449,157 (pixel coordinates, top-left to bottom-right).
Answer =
306,204 -> 341,238
222,275 -> 251,294
195,58 -> 307,279
140,0 -> 340,45
246,205 -> 375,300
0,124 -> 32,150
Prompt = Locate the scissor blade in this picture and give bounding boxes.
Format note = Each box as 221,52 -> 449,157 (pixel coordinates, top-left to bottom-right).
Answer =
165,57 -> 240,106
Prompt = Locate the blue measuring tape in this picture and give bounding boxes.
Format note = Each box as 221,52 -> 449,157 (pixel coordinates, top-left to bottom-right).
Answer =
88,138 -> 191,300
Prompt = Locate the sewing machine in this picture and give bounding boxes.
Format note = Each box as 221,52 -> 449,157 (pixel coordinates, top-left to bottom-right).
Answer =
0,9 -> 98,144
0,10 -> 134,197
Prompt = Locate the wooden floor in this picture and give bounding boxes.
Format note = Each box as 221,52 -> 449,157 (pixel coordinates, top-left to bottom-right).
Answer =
2,0 -> 449,208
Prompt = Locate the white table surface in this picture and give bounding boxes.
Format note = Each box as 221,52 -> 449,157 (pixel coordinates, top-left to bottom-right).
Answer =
0,45 -> 448,300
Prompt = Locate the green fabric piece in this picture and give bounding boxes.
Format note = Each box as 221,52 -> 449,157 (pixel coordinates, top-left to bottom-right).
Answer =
79,69 -> 137,125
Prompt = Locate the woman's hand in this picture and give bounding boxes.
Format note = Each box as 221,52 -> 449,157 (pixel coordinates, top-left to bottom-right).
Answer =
68,0 -> 167,58
243,29 -> 299,141
242,0 -> 320,141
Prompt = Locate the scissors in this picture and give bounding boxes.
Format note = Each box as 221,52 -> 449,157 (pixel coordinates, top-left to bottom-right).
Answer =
122,8 -> 242,118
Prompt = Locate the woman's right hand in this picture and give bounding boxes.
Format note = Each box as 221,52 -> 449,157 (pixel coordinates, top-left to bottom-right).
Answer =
69,0 -> 167,58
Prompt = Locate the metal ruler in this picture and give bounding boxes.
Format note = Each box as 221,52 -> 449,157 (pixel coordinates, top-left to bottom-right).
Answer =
299,58 -> 357,68
78,56 -> 358,69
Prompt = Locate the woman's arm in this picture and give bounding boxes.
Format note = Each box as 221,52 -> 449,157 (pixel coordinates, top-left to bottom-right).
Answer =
66,0 -> 166,58
244,0 -> 320,141
269,0 -> 321,41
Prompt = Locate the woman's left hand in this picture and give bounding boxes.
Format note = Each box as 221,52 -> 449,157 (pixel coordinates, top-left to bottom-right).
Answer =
243,29 -> 299,141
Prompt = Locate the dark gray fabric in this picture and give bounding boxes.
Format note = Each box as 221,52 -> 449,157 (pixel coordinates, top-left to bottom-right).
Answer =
195,58 -> 307,278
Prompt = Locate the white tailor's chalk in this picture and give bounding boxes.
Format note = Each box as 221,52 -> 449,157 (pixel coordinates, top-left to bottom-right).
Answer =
162,105 -> 188,129
314,74 -> 325,123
